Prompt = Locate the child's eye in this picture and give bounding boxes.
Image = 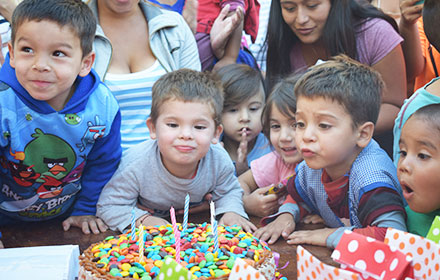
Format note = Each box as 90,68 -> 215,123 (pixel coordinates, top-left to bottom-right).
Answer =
250,106 -> 261,112
398,150 -> 407,157
270,124 -> 280,130
295,121 -> 305,129
194,125 -> 206,130
166,123 -> 178,128
53,50 -> 66,57
418,153 -> 430,160
227,108 -> 238,113
21,47 -> 33,53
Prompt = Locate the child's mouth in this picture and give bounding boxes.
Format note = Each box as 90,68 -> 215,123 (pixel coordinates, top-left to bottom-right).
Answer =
402,184 -> 414,194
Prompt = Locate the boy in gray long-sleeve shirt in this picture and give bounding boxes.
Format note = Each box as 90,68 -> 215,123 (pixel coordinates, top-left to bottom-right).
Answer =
97,69 -> 256,232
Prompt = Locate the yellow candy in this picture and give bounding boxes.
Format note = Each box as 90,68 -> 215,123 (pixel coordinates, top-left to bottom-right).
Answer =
92,245 -> 101,252
209,269 -> 215,276
165,247 -> 173,252
154,260 -> 163,268
190,266 -> 201,274
230,246 -> 237,253
133,272 -> 139,279
121,263 -> 131,271
121,271 -> 130,277
223,269 -> 231,274
103,243 -> 112,249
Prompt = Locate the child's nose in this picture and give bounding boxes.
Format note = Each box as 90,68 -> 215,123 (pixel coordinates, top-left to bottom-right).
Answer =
280,126 -> 294,141
239,109 -> 250,122
398,156 -> 411,174
301,125 -> 316,142
179,126 -> 194,140
32,55 -> 50,72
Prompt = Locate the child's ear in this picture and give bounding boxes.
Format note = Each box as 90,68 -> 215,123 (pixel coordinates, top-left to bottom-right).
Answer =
8,42 -> 15,68
211,124 -> 223,144
146,117 -> 157,139
78,51 -> 95,77
356,121 -> 374,148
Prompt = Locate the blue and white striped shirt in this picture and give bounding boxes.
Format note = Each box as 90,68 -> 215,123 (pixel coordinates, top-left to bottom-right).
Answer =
104,60 -> 166,151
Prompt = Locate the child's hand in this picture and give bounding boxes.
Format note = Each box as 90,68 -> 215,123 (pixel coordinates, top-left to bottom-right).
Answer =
0,240 -> 3,249
243,186 -> 280,217
62,215 -> 108,234
235,129 -> 249,176
302,214 -> 325,224
253,213 -> 296,244
400,0 -> 423,26
286,227 -> 337,247
219,212 -> 257,233
140,215 -> 169,227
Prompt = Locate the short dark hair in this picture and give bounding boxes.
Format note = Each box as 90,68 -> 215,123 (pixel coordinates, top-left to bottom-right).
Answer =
294,55 -> 383,127
423,0 -> 440,52
11,0 -> 96,57
410,104 -> 440,132
215,64 -> 265,111
150,69 -> 224,126
262,74 -> 300,140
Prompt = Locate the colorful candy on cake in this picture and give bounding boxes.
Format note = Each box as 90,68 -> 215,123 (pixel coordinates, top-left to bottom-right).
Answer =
78,222 -> 280,280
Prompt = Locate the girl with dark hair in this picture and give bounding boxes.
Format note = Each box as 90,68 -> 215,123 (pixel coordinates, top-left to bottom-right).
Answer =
264,0 -> 406,155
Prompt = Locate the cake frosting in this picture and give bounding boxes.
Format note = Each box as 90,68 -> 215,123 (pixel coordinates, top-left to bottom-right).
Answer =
78,223 -> 280,280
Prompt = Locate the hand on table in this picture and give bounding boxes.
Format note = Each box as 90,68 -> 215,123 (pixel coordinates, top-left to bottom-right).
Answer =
286,227 -> 336,247
243,185 -> 281,217
62,215 -> 108,234
139,215 -> 169,227
219,212 -> 257,233
253,213 -> 296,245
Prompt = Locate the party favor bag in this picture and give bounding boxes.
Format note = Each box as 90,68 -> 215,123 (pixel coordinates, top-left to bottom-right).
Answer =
332,230 -> 414,280
385,227 -> 440,279
157,257 -> 196,280
426,216 -> 440,244
228,257 -> 267,280
297,245 -> 361,280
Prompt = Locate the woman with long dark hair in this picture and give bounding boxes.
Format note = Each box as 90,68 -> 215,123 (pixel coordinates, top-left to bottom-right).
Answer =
264,0 -> 406,154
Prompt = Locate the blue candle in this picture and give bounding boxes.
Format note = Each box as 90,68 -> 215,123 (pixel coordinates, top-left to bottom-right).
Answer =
130,208 -> 136,240
182,193 -> 190,232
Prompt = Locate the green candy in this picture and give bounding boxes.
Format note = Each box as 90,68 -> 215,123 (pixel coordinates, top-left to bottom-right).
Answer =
141,275 -> 152,280
105,236 -> 114,240
226,258 -> 235,269
214,269 -> 226,277
113,252 -> 120,258
199,260 -> 206,268
219,255 -> 229,260
205,253 -> 214,262
120,243 -> 128,249
99,257 -> 109,264
208,265 -> 217,270
109,268 -> 120,276
238,242 -> 247,248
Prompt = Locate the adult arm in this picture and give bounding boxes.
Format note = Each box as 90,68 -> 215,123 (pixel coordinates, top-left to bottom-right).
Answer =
371,45 -> 407,134
0,0 -> 17,23
399,0 -> 424,81
175,12 -> 202,70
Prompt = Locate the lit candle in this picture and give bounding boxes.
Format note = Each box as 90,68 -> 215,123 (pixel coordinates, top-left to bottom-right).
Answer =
130,208 -> 136,240
212,220 -> 219,253
182,193 -> 190,232
170,206 -> 181,263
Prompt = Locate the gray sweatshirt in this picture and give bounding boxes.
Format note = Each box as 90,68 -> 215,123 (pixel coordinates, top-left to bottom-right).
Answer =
97,140 -> 247,232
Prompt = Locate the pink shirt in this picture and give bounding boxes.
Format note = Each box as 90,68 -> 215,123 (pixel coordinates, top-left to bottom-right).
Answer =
250,151 -> 297,188
289,18 -> 403,73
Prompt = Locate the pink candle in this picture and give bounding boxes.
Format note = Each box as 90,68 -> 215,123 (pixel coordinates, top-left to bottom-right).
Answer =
170,206 -> 181,263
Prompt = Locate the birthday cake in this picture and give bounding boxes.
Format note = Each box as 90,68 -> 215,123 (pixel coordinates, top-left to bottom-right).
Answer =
78,223 -> 277,280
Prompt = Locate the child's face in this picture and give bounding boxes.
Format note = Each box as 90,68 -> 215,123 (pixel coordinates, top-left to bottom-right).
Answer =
8,20 -> 94,111
295,96 -> 362,180
221,89 -> 265,144
147,99 -> 223,178
269,104 -> 302,165
398,116 -> 440,213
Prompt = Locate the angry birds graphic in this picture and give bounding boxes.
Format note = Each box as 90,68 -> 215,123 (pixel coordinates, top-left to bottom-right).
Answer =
64,114 -> 81,125
23,128 -> 76,182
36,176 -> 64,199
77,115 -> 106,152
9,161 -> 40,187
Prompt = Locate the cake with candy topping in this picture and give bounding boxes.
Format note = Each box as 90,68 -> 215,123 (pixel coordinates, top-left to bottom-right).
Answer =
78,223 -> 280,280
